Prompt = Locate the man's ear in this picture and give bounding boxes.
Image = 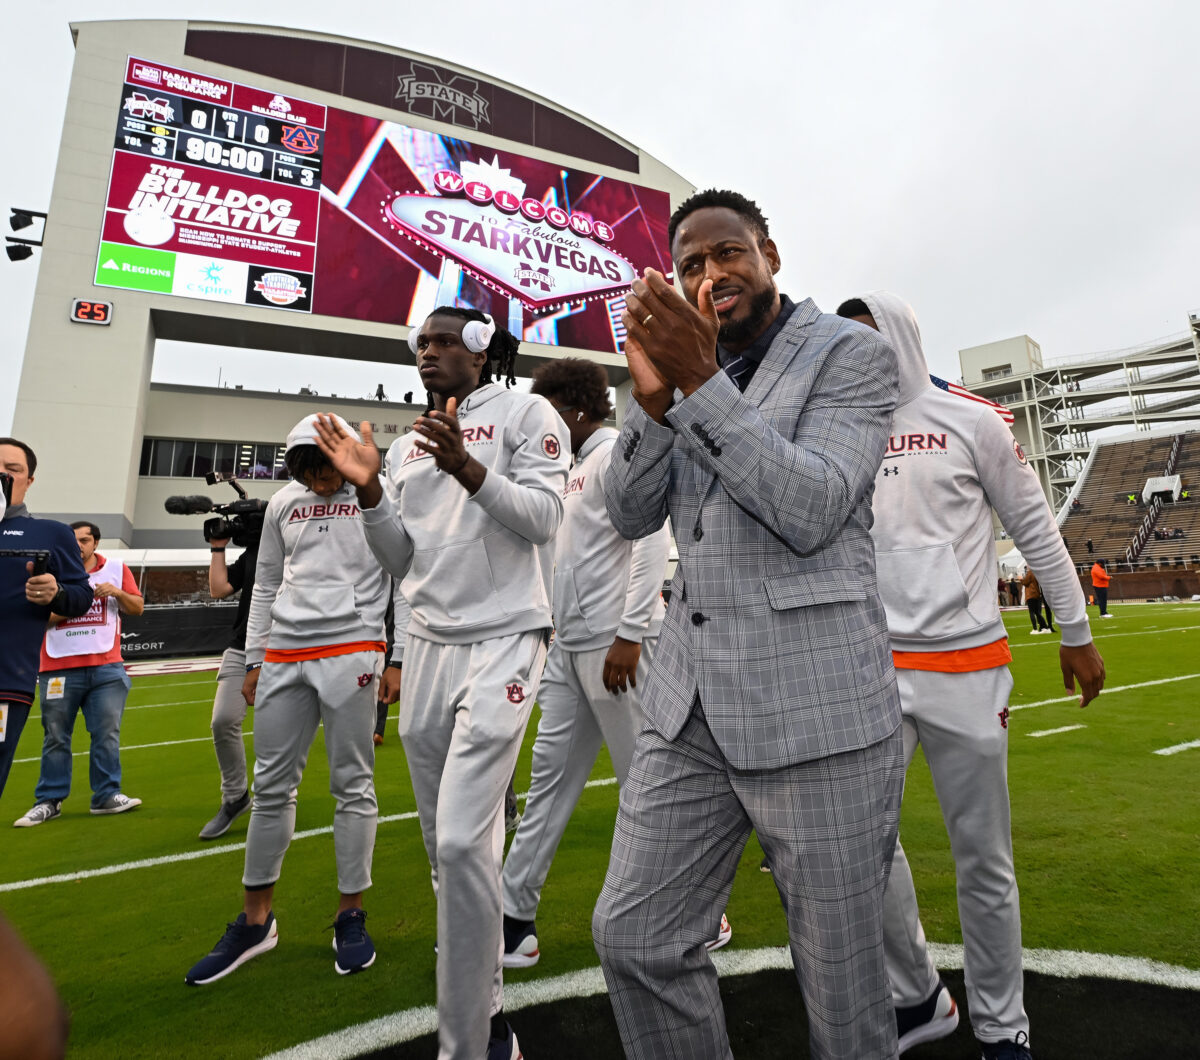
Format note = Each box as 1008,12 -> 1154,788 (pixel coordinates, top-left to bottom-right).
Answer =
763,238 -> 781,275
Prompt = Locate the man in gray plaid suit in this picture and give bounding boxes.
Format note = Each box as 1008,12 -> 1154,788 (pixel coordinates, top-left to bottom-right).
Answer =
592,189 -> 906,1059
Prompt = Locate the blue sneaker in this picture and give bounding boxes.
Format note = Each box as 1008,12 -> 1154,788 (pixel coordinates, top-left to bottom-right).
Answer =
980,1031 -> 1032,1059
896,978 -> 958,1053
486,1020 -> 522,1060
502,915 -> 539,969
331,908 -> 375,975
185,912 -> 278,985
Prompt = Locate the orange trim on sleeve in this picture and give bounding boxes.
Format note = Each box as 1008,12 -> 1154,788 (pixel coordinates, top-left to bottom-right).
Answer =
892,637 -> 1012,673
264,641 -> 385,663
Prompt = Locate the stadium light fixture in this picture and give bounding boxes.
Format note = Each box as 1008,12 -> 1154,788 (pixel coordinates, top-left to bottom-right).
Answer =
5,236 -> 41,262
9,208 -> 46,232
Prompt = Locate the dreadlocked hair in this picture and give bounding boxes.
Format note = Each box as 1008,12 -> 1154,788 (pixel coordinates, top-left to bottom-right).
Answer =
285,444 -> 334,484
530,358 -> 613,422
428,306 -> 520,388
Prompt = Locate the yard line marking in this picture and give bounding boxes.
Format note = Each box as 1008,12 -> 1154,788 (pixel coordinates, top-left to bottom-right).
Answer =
0,777 -> 617,893
13,734 -> 227,764
128,678 -> 218,690
1010,672 -> 1200,711
261,944 -> 1200,1059
1028,724 -> 1087,738
1009,623 -> 1199,650
1153,739 -> 1200,756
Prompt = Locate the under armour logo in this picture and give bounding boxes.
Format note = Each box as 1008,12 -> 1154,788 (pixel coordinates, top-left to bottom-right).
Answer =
357,673 -> 373,688
506,682 -> 526,704
998,707 -> 1010,729
882,466 -> 900,477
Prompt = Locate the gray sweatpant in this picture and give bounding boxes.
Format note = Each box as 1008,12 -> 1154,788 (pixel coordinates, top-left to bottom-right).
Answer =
501,638 -> 656,921
400,629 -> 548,1060
883,665 -> 1029,1045
242,652 -> 380,895
212,647 -> 250,802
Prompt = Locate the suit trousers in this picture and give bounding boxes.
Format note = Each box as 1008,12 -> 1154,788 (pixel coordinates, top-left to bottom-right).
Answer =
211,648 -> 250,803
593,701 -> 904,1060
501,638 -> 655,922
400,630 -> 548,1060
242,652 -> 379,894
882,665 -> 1028,1045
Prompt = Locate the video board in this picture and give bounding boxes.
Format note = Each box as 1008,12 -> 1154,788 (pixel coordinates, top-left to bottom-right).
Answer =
95,56 -> 672,351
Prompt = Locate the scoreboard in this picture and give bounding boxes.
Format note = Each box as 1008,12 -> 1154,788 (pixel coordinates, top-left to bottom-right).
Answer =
95,58 -> 325,312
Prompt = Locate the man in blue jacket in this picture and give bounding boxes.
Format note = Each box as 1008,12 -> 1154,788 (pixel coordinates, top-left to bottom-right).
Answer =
0,438 -> 93,800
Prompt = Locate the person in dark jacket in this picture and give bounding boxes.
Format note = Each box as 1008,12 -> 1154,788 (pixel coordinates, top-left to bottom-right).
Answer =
0,438 -> 93,799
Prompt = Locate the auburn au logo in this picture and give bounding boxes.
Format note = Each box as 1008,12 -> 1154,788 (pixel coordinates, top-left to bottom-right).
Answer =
280,125 -> 321,154
357,673 -> 373,688
506,682 -> 526,704
541,435 -> 560,458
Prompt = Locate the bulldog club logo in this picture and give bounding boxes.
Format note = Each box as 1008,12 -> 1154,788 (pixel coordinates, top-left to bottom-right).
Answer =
506,682 -> 526,704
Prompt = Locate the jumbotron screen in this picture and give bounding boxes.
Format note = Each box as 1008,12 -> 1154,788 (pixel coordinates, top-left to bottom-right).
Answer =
96,56 -> 672,353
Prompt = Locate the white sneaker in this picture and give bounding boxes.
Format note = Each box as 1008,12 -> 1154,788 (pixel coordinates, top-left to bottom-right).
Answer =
896,979 -> 959,1053
91,793 -> 142,815
704,913 -> 733,952
1101,612 -> 1115,618
14,800 -> 62,828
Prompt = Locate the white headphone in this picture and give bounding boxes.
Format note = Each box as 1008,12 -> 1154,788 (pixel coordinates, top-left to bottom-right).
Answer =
407,313 -> 496,355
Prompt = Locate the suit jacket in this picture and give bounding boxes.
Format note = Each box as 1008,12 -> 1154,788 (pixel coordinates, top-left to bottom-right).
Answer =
604,299 -> 902,770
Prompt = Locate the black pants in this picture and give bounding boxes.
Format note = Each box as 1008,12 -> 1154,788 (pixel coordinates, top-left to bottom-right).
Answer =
1095,586 -> 1108,615
374,699 -> 388,737
1027,599 -> 1049,630
0,700 -> 32,800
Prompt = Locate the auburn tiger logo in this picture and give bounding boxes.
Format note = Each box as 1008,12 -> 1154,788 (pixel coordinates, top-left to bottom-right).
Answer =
506,682 -> 526,704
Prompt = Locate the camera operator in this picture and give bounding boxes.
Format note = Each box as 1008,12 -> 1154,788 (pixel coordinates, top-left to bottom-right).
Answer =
198,530 -> 260,840
0,438 -> 93,801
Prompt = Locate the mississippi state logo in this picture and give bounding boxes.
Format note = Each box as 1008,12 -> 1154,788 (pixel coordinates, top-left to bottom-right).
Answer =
1012,439 -> 1028,466
542,435 -> 561,458
506,682 -> 526,704
357,673 -> 373,688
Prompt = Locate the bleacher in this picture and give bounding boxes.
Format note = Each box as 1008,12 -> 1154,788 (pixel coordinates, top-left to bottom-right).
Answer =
1135,432 -> 1200,569
1061,435 -> 1178,569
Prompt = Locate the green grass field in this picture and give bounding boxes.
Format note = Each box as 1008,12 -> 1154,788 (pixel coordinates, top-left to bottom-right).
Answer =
2,603 -> 1198,1058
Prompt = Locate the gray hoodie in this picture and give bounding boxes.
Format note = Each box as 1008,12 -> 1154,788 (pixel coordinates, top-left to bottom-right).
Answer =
361,383 -> 569,653
245,415 -> 392,664
860,291 -> 1090,653
553,428 -> 668,651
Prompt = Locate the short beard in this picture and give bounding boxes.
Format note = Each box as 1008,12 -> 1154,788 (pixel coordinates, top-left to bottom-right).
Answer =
717,287 -> 778,349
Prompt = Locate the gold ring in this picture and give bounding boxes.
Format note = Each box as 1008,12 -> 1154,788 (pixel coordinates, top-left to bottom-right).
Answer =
642,313 -> 654,327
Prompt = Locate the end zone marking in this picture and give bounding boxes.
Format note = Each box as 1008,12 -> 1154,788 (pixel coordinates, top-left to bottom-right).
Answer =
1153,739 -> 1200,756
260,944 -> 1200,1059
1028,724 -> 1086,738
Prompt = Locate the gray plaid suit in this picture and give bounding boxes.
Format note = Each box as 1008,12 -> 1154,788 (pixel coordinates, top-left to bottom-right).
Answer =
593,299 -> 905,1059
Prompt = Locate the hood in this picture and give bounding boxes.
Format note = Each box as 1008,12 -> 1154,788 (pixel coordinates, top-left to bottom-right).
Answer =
285,413 -> 359,453
860,291 -> 933,407
458,383 -> 506,414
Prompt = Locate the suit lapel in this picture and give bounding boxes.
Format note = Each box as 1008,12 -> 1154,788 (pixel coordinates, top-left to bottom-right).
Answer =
742,298 -> 821,410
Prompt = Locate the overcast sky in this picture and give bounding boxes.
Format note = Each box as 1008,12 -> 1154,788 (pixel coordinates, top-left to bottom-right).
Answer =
3,1 -> 1198,430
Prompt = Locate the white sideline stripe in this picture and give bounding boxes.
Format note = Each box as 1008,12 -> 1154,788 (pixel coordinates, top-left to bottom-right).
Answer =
1153,739 -> 1200,756
1009,622 -> 1199,649
261,943 -> 1200,1059
1028,724 -> 1086,738
0,777 -> 617,893
1011,672 -> 1200,711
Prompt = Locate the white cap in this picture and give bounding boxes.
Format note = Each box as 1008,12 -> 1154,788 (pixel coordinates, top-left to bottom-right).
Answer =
285,413 -> 359,453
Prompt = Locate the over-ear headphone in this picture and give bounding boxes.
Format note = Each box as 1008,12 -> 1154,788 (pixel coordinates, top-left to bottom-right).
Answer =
407,313 -> 496,355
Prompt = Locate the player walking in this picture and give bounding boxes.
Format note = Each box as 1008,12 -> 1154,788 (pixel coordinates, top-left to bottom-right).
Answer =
315,308 -> 569,1060
838,294 -> 1106,1059
185,415 -> 391,984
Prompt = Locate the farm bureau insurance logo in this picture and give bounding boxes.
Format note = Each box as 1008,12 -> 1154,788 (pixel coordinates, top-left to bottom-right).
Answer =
395,62 -> 490,130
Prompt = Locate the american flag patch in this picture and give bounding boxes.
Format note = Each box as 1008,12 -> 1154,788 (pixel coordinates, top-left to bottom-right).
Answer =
930,374 -> 1015,424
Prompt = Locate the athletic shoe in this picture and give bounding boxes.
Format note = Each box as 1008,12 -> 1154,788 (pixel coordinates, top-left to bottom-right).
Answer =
504,784 -> 521,834
704,913 -> 733,952
198,791 -> 251,840
759,857 -> 772,873
185,912 -> 278,985
1101,612 -> 1114,618
980,1030 -> 1032,1059
14,800 -> 62,828
485,1020 -> 523,1060
331,908 -> 376,974
502,916 -> 539,968
91,793 -> 141,815
896,978 -> 959,1053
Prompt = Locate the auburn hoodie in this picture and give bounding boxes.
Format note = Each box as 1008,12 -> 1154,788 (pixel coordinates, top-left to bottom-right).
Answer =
244,416 -> 391,665
859,292 -> 1090,655
553,428 -> 668,651
361,384 -> 569,654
